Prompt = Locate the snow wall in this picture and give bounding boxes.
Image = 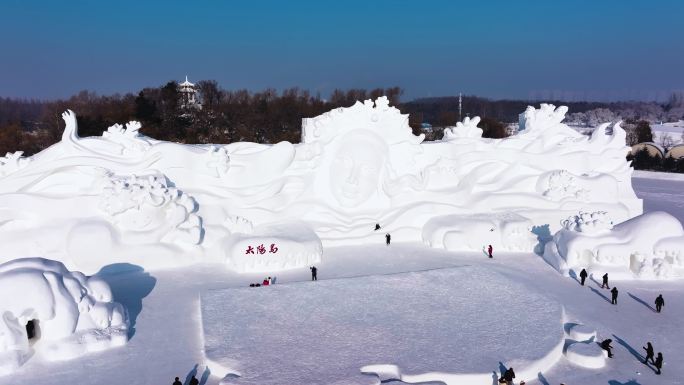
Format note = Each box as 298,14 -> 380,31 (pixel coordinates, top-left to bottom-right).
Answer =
0,258 -> 128,375
0,98 -> 642,273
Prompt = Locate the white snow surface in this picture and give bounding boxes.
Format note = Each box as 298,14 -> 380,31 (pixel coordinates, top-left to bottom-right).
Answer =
201,267 -> 563,385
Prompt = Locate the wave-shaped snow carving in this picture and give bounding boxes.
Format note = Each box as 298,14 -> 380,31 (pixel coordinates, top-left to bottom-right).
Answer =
0,151 -> 31,177
544,211 -> 684,279
0,98 -> 644,272
0,258 -> 128,375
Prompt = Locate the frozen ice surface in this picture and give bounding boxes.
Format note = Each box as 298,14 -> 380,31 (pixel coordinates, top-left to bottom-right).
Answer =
201,267 -> 563,385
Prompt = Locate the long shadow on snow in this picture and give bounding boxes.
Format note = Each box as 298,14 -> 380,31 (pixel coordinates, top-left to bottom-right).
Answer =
537,372 -> 550,385
95,263 -> 157,339
590,287 -> 611,304
608,380 -> 642,385
612,335 -> 657,374
184,364 -> 198,385
628,293 -> 656,312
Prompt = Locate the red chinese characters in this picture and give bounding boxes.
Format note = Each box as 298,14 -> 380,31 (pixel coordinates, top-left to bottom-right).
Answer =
245,243 -> 278,254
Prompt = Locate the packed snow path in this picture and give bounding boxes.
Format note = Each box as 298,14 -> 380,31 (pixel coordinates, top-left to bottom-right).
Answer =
1,172 -> 682,385
201,267 -> 563,385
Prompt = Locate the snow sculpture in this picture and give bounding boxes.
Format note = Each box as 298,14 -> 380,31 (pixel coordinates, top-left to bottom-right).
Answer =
442,116 -> 483,139
0,151 -> 31,177
543,211 -> 684,279
422,213 -> 537,252
99,173 -> 201,245
0,258 -> 128,375
0,99 -> 643,273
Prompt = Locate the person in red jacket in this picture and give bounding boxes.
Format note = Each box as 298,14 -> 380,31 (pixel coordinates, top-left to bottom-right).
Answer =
262,278 -> 269,286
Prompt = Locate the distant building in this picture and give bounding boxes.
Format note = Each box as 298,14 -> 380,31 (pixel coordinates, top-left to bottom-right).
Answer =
178,76 -> 201,109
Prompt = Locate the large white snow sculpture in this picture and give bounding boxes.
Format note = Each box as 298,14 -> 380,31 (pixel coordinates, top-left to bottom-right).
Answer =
0,258 -> 128,375
543,211 -> 684,279
0,99 -> 642,272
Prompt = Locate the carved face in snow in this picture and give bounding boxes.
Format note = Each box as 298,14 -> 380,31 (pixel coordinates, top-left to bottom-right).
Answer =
329,131 -> 387,207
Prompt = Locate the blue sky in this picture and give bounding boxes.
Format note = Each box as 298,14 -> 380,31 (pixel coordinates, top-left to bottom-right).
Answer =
1,0 -> 683,101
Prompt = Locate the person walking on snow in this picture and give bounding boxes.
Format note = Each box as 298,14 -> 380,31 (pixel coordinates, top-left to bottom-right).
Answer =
643,342 -> 655,364
267,276 -> 272,285
501,367 -> 515,385
601,338 -> 614,358
579,268 -> 588,286
375,223 -> 381,231
262,277 -> 269,286
654,352 -> 663,374
310,266 -> 317,281
487,244 -> 493,258
611,287 -> 618,305
655,294 -> 665,313
385,233 -> 391,245
189,375 -> 199,385
173,377 -> 182,385
601,273 -> 609,289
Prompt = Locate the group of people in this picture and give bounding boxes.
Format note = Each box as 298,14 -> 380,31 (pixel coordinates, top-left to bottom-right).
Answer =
578,268 -> 667,375
249,276 -> 276,287
172,376 -> 198,385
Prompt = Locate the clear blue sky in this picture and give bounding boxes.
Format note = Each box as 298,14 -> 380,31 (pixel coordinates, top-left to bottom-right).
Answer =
1,0 -> 683,101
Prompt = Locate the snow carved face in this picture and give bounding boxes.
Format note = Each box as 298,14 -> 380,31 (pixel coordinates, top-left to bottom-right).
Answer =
329,131 -> 386,207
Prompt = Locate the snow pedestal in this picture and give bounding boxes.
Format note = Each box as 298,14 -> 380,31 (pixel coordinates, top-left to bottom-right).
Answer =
0,258 -> 129,375
565,341 -> 606,369
223,222 -> 322,273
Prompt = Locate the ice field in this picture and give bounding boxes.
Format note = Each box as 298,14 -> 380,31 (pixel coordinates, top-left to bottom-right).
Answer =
1,171 -> 682,385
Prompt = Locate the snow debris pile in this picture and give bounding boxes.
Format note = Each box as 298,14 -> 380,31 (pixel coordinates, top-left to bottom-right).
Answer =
544,211 -> 684,279
0,258 -> 128,375
0,99 -> 642,272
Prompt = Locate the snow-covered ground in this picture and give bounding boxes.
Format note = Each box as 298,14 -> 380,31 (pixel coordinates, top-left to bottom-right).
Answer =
2,172 -> 682,385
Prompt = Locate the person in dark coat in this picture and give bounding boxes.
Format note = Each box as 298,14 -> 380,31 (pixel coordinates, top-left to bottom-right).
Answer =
487,244 -> 493,258
385,233 -> 391,245
601,273 -> 609,289
654,352 -> 663,374
502,367 -> 515,385
643,342 -> 655,364
310,266 -> 317,281
611,287 -> 618,305
579,268 -> 588,286
374,223 -> 381,231
189,375 -> 199,385
173,377 -> 182,385
655,294 -> 665,313
601,338 -> 614,358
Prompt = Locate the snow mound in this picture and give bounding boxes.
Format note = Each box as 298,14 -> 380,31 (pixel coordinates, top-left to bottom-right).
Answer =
200,267 -> 563,385
0,258 -> 128,375
543,211 -> 684,279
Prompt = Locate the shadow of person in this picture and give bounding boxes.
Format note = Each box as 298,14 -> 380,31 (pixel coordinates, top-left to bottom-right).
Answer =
184,364 -> 199,385
628,293 -> 657,312
537,372 -> 550,385
612,335 -> 657,374
199,366 -> 211,385
568,269 -> 581,285
608,380 -> 642,385
589,275 -> 603,288
95,263 -> 157,339
590,287 -> 611,303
